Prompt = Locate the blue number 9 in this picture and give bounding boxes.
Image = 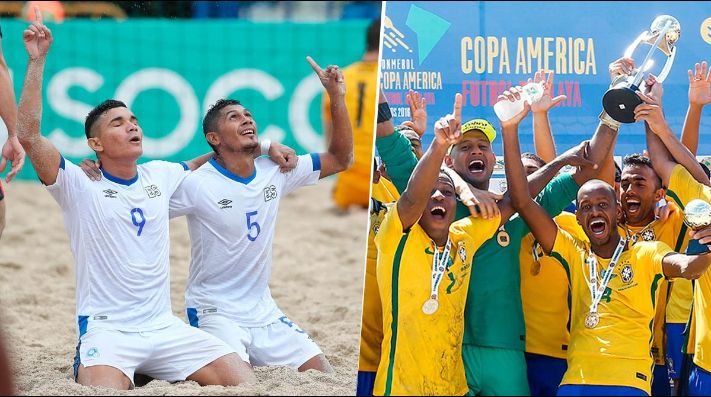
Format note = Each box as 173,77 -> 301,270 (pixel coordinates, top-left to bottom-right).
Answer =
131,208 -> 146,236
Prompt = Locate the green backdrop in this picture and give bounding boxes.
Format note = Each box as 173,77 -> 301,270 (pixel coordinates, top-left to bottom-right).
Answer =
0,19 -> 369,180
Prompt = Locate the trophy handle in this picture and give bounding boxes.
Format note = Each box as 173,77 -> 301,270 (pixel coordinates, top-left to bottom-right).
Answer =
656,46 -> 676,82
624,33 -> 645,59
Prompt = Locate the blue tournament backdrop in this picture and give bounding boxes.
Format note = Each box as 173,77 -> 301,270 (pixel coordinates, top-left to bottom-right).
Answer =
0,19 -> 371,180
381,1 -> 711,185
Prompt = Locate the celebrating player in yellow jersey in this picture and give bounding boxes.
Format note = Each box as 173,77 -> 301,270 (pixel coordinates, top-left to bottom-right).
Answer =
373,95 -> 502,396
641,77 -> 711,396
500,91 -> 711,396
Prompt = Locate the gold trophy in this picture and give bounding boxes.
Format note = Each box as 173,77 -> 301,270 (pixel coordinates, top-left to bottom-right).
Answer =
684,199 -> 711,254
603,15 -> 681,123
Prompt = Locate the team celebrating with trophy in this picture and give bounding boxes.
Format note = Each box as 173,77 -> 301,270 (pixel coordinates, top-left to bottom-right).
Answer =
361,15 -> 711,397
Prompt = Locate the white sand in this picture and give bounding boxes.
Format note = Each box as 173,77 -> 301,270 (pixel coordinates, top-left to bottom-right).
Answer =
0,179 -> 366,395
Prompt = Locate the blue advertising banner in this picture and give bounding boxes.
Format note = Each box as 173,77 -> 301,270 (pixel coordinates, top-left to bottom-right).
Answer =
381,1 -> 711,164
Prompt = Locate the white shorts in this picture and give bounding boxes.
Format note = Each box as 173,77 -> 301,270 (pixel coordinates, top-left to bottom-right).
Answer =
193,312 -> 322,368
73,316 -> 234,384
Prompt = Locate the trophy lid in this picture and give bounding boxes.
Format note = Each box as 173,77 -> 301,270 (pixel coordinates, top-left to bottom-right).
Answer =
644,15 -> 681,56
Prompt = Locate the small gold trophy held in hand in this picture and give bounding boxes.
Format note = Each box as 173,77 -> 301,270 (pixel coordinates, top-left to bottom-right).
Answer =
684,199 -> 711,255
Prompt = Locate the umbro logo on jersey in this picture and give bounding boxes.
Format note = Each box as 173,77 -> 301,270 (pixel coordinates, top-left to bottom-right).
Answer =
218,199 -> 233,209
103,189 -> 118,198
145,185 -> 161,198
264,185 -> 278,202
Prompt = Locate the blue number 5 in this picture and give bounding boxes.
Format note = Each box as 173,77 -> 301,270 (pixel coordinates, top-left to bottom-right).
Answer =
246,211 -> 261,241
131,208 -> 146,236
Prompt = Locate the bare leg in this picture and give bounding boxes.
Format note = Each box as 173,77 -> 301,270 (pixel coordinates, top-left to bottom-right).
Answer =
298,354 -> 333,373
76,364 -> 132,390
187,352 -> 256,386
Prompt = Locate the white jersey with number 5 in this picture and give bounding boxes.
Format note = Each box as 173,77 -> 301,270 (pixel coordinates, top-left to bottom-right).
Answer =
46,158 -> 190,335
170,154 -> 321,327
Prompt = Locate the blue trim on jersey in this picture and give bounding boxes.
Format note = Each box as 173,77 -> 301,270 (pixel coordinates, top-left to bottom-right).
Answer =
187,308 -> 199,328
690,363 -> 711,396
179,161 -> 190,171
652,364 -> 671,396
557,384 -> 648,396
310,153 -> 321,172
59,156 -> 66,170
101,167 -> 138,186
357,371 -> 376,396
208,157 -> 256,184
77,315 -> 89,337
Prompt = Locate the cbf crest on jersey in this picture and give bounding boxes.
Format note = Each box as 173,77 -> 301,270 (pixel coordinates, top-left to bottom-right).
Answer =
458,241 -> 466,264
370,199 -> 389,236
621,264 -> 634,284
496,227 -> 510,247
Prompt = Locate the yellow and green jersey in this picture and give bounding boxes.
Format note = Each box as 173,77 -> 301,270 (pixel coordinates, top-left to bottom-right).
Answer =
323,60 -> 378,209
552,229 -> 672,394
667,164 -> 711,371
359,178 -> 400,373
520,212 -> 584,359
624,201 -> 689,366
374,204 -> 500,396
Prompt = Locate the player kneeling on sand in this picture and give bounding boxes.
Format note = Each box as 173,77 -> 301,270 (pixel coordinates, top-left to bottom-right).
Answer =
168,56 -> 354,373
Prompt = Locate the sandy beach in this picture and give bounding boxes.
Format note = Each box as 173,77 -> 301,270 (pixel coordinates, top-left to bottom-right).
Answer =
0,178 -> 366,396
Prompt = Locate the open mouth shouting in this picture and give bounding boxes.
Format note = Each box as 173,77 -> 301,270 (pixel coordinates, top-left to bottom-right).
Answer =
625,198 -> 641,215
240,128 -> 256,136
588,217 -> 608,237
468,159 -> 486,174
431,205 -> 447,221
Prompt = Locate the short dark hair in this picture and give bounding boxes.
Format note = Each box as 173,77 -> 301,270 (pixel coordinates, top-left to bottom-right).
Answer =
203,99 -> 242,154
521,152 -> 546,168
84,99 -> 127,139
366,18 -> 380,52
622,153 -> 662,187
614,160 -> 622,183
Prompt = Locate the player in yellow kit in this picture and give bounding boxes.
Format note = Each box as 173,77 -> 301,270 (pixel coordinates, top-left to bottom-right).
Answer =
500,93 -> 711,396
374,98 -> 502,396
324,19 -> 380,210
357,159 -> 401,397
637,77 -> 711,395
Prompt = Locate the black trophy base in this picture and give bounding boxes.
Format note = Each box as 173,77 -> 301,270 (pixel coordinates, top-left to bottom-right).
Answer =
602,85 -> 643,124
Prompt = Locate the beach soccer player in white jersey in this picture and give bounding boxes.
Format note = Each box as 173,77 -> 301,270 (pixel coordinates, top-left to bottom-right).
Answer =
169,57 -> 354,373
14,10 -> 295,390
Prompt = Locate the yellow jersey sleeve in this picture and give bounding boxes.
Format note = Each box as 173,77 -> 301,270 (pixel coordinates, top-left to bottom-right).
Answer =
668,164 -> 711,206
450,213 -> 502,251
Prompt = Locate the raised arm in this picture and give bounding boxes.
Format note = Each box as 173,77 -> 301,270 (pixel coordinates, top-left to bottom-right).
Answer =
16,8 -> 62,186
662,251 -> 711,280
306,56 -> 353,178
499,100 -> 559,253
398,95 -> 461,230
635,79 -> 710,186
531,70 -> 566,163
681,61 -> 711,155
0,34 -> 25,182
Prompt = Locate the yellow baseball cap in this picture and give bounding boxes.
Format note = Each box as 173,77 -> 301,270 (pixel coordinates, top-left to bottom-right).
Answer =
448,118 -> 496,154
461,119 -> 496,142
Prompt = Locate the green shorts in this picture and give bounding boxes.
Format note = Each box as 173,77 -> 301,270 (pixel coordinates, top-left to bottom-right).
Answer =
462,344 -> 530,396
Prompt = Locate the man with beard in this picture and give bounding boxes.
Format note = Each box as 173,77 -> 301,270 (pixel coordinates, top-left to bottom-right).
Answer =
501,97 -> 711,397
